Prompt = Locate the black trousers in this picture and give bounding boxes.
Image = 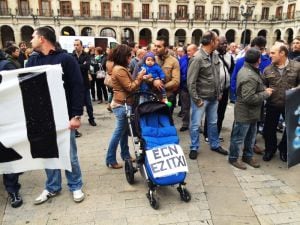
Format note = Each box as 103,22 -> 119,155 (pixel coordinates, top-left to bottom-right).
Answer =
179,89 -> 190,128
3,173 -> 20,194
263,105 -> 287,154
91,77 -> 108,101
204,88 -> 229,138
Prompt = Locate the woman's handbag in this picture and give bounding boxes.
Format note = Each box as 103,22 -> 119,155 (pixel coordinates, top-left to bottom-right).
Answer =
104,73 -> 112,88
96,63 -> 106,79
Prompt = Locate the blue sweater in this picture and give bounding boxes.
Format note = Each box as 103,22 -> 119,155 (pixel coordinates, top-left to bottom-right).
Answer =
230,54 -> 271,102
140,63 -> 165,91
179,54 -> 189,90
26,50 -> 84,118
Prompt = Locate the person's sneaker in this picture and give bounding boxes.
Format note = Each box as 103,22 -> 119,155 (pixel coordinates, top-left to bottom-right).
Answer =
75,130 -> 82,138
34,190 -> 58,205
242,157 -> 260,168
211,146 -> 228,155
73,189 -> 85,203
189,150 -> 198,160
204,137 -> 209,143
8,192 -> 23,208
229,161 -> 247,170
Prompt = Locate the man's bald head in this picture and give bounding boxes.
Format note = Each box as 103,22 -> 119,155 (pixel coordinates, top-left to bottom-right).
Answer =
269,43 -> 288,65
187,44 -> 198,58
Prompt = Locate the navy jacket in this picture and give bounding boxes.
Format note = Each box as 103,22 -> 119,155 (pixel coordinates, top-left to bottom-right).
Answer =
26,49 -> 84,119
72,51 -> 91,89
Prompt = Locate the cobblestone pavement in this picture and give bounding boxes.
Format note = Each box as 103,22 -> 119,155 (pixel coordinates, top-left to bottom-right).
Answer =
1,102 -> 300,225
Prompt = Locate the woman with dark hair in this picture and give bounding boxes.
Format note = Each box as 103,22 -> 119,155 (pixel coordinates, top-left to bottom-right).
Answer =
105,44 -> 146,169
94,47 -> 108,103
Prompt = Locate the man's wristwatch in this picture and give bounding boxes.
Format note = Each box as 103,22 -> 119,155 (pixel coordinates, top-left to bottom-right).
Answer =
73,116 -> 81,121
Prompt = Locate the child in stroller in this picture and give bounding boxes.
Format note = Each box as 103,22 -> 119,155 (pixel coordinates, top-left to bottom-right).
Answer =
139,52 -> 171,106
124,92 -> 191,209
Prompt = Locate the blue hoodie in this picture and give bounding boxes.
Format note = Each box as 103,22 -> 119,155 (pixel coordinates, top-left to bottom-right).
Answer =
230,54 -> 271,102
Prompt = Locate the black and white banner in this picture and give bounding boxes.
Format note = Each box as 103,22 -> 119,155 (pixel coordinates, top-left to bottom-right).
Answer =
146,144 -> 188,178
286,87 -> 300,168
0,65 -> 71,174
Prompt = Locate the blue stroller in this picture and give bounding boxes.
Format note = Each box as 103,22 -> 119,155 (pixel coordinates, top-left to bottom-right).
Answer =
124,92 -> 191,209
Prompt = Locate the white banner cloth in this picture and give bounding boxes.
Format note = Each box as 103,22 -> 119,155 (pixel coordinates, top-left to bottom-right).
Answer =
0,65 -> 71,174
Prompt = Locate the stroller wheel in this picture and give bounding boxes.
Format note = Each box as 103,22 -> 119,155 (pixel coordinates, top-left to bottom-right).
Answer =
177,186 -> 191,202
146,190 -> 159,210
124,159 -> 135,184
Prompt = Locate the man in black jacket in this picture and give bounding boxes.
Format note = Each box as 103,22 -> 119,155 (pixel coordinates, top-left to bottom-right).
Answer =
26,26 -> 85,204
73,39 -> 96,126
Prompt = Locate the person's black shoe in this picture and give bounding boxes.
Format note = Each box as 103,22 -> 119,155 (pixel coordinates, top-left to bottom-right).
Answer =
199,127 -> 203,133
211,146 -> 228,155
179,127 -> 188,132
262,151 -> 274,161
9,192 -> 23,208
88,119 -> 97,126
279,150 -> 287,162
75,130 -> 82,138
189,150 -> 198,160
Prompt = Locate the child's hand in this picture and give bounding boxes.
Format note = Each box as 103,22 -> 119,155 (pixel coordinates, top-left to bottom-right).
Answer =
138,68 -> 146,76
143,75 -> 151,80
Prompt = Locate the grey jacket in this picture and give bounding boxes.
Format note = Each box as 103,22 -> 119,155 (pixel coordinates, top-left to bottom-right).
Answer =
235,63 -> 269,123
187,48 -> 221,103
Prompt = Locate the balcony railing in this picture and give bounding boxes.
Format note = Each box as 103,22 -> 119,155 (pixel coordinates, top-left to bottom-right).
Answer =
4,8 -> 299,23
38,9 -> 53,17
17,8 -> 31,16
58,9 -> 73,17
0,7 -> 10,16
157,12 -> 172,20
210,13 -> 225,21
175,12 -> 189,20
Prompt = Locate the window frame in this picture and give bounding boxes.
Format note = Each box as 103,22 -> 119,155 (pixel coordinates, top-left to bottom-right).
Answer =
59,1 -> 73,17
194,5 -> 205,20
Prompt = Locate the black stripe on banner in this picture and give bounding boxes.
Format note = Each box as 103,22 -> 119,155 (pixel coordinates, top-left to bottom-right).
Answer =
18,71 -> 59,158
0,142 -> 22,162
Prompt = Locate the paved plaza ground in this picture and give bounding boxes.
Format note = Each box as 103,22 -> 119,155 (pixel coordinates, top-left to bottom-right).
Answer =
1,101 -> 300,225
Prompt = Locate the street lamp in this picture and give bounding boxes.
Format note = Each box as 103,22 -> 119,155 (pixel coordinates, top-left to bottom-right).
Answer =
240,0 -> 255,48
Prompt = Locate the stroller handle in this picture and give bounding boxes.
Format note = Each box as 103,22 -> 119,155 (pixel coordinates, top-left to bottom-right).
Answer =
125,91 -> 159,103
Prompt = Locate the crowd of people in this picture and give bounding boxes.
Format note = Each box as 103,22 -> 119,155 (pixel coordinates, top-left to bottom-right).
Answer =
1,26 -> 300,209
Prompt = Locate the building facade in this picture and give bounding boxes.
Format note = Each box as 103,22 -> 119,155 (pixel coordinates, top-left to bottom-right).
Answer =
0,0 -> 299,48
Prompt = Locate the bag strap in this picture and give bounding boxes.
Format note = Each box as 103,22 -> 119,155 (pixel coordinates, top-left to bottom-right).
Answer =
98,62 -> 104,71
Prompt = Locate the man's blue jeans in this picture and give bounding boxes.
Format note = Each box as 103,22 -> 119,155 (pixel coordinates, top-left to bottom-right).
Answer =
189,99 -> 219,151
229,121 -> 257,162
106,105 -> 131,164
45,130 -> 83,192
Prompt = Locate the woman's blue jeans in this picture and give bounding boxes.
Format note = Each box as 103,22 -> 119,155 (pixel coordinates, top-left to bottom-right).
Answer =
106,105 -> 131,164
45,130 -> 83,192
